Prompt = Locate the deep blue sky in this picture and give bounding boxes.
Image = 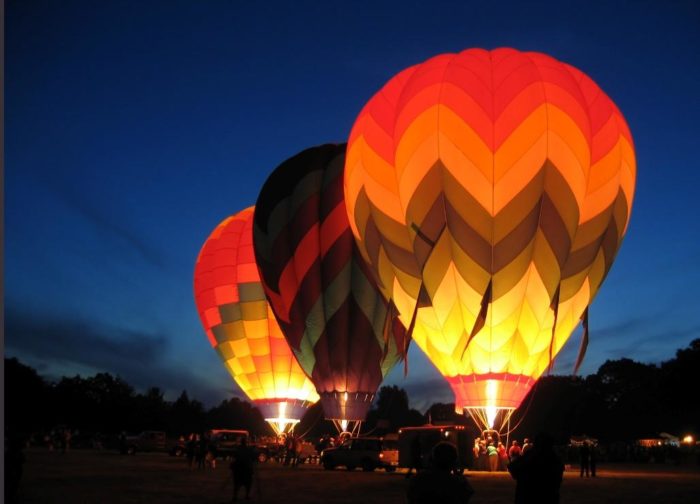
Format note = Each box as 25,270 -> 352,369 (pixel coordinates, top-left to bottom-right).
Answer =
5,0 -> 700,411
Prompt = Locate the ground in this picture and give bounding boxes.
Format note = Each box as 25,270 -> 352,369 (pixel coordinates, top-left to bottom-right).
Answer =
15,448 -> 700,503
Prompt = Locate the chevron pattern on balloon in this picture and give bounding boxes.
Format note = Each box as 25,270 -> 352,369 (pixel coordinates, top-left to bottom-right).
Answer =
254,144 -> 409,422
344,48 -> 636,411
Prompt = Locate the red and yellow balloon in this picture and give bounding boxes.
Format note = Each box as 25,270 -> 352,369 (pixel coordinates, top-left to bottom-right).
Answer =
344,48 -> 635,429
194,207 -> 319,434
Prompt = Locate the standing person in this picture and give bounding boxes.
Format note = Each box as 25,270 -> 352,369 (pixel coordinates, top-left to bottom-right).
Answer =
579,442 -> 590,477
186,434 -> 196,469
487,443 -> 498,472
291,434 -> 301,468
197,434 -> 208,469
63,430 -> 71,453
407,442 -> 474,504
508,440 -> 522,462
508,432 -> 564,504
521,438 -> 532,455
478,441 -> 488,471
230,438 -> 255,502
497,442 -> 509,470
58,428 -> 67,454
204,433 -> 216,469
284,434 -> 296,466
5,434 -> 26,504
472,438 -> 480,468
406,435 -> 423,478
590,443 -> 597,477
118,431 -> 128,455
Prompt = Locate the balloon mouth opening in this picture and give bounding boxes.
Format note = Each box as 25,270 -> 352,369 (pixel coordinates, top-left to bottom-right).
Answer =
319,391 -> 374,424
330,418 -> 363,436
446,373 -> 534,431
262,401 -> 301,435
463,406 -> 515,432
256,399 -> 312,434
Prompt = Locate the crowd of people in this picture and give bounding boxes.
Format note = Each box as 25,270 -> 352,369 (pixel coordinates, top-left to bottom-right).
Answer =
180,433 -> 219,469
471,435 -> 534,472
578,441 -> 598,477
408,433 -> 566,504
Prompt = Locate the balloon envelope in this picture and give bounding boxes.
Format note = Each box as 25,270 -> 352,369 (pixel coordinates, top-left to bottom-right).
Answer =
253,144 -> 409,423
344,48 -> 635,425
194,207 -> 319,433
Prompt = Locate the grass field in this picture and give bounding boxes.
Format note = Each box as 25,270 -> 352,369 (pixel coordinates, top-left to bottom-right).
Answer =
15,448 -> 700,504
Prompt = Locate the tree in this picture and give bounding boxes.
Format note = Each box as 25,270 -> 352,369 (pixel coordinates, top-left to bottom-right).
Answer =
169,391 -> 206,435
4,358 -> 51,435
365,386 -> 424,432
660,338 -> 700,434
424,403 -> 469,426
206,398 -> 267,435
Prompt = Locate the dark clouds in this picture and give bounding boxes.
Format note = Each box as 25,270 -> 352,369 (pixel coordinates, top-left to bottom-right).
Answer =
551,314 -> 700,375
400,378 -> 453,412
3,305 -> 224,404
607,325 -> 700,361
50,173 -> 167,270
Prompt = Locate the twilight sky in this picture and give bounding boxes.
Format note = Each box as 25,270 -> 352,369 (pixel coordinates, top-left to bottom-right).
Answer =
5,0 -> 700,412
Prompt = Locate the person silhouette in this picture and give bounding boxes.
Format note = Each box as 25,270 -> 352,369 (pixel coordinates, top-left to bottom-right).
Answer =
508,432 -> 564,504
579,442 -> 590,477
508,440 -> 522,462
407,442 -> 474,504
230,438 -> 255,501
406,435 -> 423,478
589,443 -> 597,477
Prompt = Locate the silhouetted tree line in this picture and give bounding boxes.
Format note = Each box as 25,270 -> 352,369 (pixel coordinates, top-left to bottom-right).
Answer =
510,339 -> 700,443
5,339 -> 698,442
4,358 -> 267,440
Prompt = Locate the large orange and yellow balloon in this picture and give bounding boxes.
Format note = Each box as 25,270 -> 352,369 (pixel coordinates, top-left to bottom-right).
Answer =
344,48 -> 635,429
194,207 -> 319,434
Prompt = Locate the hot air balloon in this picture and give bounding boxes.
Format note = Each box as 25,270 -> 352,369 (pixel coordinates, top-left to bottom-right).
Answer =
194,207 -> 319,434
344,48 -> 636,431
253,144 -> 409,434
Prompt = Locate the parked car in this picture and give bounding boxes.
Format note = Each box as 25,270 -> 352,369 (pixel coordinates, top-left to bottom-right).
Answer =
208,429 -> 250,459
125,431 -> 166,454
321,436 -> 398,472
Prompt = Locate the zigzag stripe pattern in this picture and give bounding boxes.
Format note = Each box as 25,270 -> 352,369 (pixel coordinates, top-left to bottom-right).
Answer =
193,208 -> 319,404
345,48 -> 635,407
253,144 -> 409,419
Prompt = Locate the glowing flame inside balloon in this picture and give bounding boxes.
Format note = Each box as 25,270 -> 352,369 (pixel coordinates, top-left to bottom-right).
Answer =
263,401 -> 300,435
485,381 -> 499,429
